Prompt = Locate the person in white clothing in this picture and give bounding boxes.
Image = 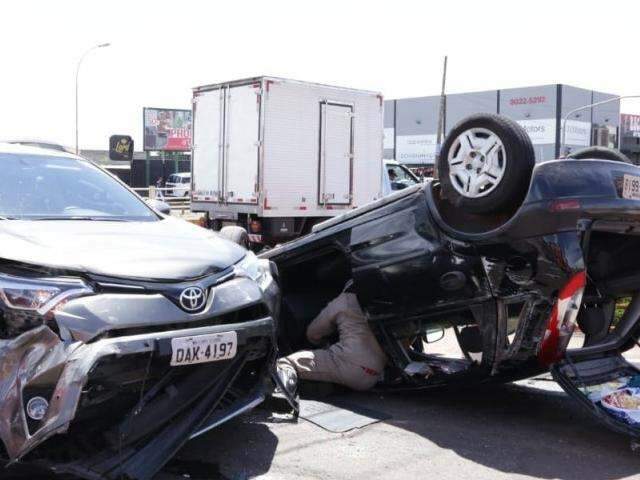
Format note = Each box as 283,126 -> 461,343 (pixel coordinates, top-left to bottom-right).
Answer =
278,285 -> 387,391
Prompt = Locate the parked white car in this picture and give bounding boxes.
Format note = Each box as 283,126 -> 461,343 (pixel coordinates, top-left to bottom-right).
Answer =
166,172 -> 191,197
381,159 -> 421,196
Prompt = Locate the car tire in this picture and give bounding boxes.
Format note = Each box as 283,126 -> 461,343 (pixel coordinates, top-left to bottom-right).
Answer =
219,226 -> 249,248
567,146 -> 632,164
438,113 -> 535,215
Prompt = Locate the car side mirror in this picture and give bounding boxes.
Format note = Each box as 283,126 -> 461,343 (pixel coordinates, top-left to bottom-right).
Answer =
146,198 -> 171,215
425,327 -> 445,343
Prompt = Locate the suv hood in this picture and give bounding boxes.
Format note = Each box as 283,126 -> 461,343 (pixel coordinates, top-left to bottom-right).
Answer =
0,217 -> 246,281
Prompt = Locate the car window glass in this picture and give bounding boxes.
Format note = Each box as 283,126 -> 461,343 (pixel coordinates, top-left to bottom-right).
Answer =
0,153 -> 157,221
388,165 -> 419,190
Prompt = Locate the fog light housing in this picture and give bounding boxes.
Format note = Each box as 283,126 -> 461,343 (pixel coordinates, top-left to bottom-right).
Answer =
26,396 -> 49,421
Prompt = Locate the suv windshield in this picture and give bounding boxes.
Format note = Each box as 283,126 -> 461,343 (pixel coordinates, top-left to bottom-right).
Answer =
0,153 -> 158,221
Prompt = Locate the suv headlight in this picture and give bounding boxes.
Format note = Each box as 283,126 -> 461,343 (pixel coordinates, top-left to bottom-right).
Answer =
0,275 -> 93,315
233,252 -> 274,291
0,274 -> 93,338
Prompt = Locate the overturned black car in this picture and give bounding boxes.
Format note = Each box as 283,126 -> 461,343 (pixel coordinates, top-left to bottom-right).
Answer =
265,114 -> 640,440
0,144 -> 281,479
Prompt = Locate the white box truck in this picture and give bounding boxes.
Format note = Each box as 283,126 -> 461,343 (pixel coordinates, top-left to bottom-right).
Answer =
190,76 -> 384,246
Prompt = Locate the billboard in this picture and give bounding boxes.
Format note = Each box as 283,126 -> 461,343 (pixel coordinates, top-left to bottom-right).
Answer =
143,108 -> 192,151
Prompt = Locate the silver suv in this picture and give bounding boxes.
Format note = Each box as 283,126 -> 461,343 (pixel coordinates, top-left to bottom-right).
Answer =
0,144 -> 280,479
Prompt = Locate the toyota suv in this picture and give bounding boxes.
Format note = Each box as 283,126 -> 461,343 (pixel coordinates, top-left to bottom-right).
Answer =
0,143 -> 281,479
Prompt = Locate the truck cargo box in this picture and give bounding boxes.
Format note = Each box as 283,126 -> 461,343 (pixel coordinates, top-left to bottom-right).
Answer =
191,77 -> 384,243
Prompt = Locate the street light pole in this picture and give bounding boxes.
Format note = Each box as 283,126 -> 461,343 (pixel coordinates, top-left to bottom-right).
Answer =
75,43 -> 110,154
560,94 -> 640,156
434,55 -> 448,179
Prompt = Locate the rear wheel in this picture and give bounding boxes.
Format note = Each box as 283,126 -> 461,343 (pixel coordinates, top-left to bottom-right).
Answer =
219,226 -> 249,248
438,114 -> 535,215
567,146 -> 632,164
208,217 -> 223,231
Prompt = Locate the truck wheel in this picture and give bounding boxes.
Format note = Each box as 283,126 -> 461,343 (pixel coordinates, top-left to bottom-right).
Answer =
209,218 -> 223,231
567,146 -> 632,164
438,113 -> 535,214
219,226 -> 249,248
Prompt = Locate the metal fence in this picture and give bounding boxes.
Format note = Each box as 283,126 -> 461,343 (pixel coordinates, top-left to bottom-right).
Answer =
133,186 -> 191,214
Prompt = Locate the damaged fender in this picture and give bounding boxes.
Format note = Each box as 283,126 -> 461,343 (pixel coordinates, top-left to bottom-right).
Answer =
0,326 -> 73,460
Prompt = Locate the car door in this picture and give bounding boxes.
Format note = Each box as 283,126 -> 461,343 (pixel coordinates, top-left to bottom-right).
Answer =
553,354 -> 640,438
552,302 -> 640,438
192,88 -> 224,202
223,84 -> 260,204
318,101 -> 353,206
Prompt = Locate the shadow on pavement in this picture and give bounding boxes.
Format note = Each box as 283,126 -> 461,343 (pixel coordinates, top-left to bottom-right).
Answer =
6,381 -> 639,479
356,382 -> 640,480
174,414 -> 280,479
2,418 -> 279,480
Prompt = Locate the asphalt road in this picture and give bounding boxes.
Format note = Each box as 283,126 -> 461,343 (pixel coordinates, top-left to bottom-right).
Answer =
175,372 -> 640,480
9,348 -> 640,480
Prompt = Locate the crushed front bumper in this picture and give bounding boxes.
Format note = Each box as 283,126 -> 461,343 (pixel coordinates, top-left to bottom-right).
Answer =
0,316 -> 277,480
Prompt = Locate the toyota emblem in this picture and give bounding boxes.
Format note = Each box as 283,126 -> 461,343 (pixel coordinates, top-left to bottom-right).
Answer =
179,287 -> 207,312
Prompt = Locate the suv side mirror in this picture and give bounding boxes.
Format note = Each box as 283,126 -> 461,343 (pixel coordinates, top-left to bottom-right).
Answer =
425,327 -> 445,343
146,199 -> 171,215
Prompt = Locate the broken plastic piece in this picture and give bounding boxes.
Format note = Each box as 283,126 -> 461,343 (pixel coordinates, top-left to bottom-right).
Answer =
404,362 -> 434,377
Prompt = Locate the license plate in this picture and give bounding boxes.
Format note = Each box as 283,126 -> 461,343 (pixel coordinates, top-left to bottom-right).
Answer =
622,174 -> 640,200
170,331 -> 237,366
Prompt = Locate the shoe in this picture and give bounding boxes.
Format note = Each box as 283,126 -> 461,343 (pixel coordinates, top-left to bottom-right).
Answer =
276,363 -> 298,396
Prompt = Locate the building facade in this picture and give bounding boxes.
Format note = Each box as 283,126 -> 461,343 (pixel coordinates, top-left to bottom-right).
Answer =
620,114 -> 640,164
385,84 -> 620,165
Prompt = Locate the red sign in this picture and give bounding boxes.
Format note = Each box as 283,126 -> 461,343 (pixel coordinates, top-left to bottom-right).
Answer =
143,108 -> 192,151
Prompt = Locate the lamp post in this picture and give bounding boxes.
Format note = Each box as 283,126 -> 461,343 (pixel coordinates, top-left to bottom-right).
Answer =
434,55 -> 448,179
560,94 -> 640,156
75,43 -> 110,154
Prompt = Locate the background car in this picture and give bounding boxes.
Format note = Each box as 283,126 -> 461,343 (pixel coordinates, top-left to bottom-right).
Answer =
382,159 -> 421,195
166,172 -> 191,197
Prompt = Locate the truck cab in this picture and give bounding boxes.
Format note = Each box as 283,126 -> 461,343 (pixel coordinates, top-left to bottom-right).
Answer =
382,159 -> 421,196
